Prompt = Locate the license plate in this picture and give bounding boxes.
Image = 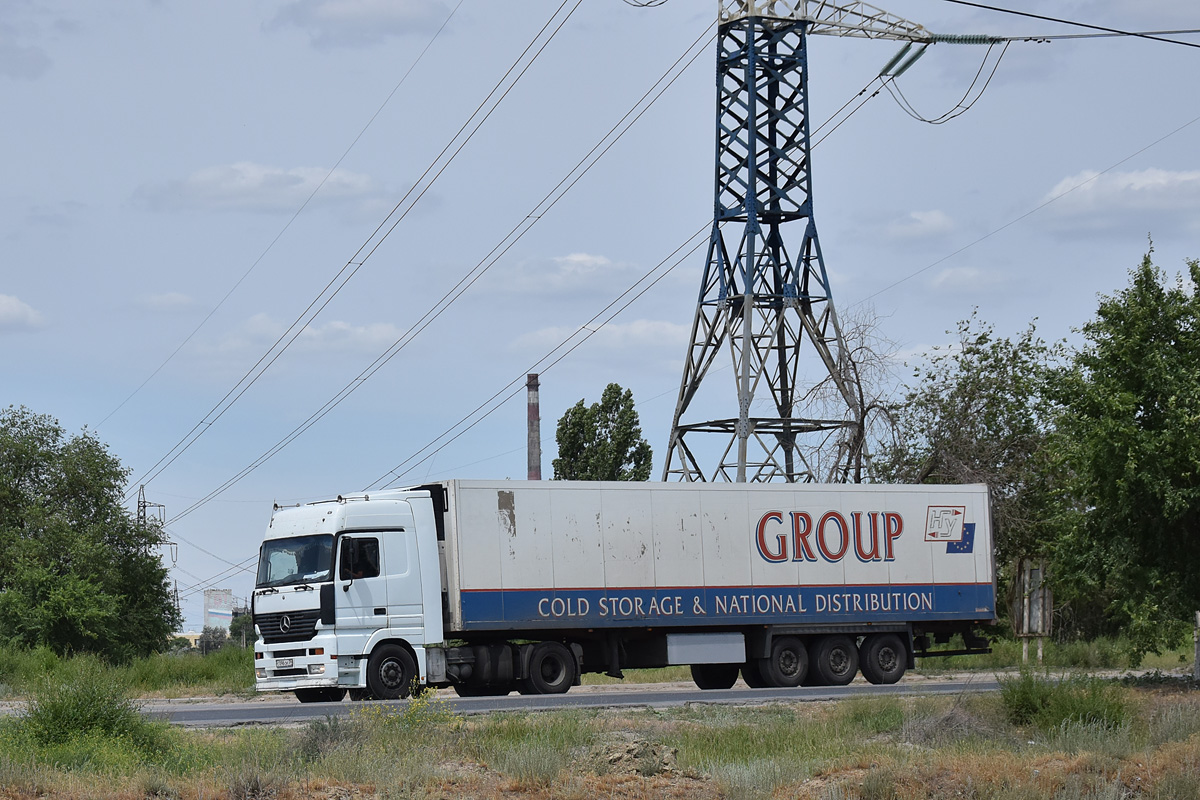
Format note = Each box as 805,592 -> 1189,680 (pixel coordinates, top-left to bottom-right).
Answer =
276,658 -> 293,668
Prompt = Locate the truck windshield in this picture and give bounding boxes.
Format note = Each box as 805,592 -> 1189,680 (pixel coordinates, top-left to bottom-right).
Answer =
257,535 -> 334,588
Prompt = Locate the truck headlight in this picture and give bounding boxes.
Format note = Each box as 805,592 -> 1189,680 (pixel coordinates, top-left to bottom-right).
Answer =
307,664 -> 325,675
255,668 -> 267,679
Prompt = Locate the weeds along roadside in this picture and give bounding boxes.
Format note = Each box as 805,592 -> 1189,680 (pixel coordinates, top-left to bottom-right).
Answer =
0,635 -> 1190,701
3,663 -> 1200,798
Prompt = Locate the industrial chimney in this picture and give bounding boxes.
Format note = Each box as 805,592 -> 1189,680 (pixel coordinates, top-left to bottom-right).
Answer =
527,373 -> 542,480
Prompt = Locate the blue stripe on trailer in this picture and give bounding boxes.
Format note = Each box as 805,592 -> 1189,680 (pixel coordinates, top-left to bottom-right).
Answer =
458,582 -> 995,629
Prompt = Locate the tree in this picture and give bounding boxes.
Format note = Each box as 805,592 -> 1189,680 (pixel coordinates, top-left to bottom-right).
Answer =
552,383 -> 653,481
1051,253 -> 1200,659
0,406 -> 180,661
229,609 -> 254,647
878,312 -> 1063,569
197,626 -> 228,656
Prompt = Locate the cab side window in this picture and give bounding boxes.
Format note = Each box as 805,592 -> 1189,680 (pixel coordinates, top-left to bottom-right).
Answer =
338,537 -> 380,580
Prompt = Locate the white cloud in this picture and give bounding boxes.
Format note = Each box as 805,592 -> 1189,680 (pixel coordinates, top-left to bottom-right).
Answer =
0,294 -> 44,331
138,292 -> 194,311
499,252 -> 628,295
1040,168 -> 1200,235
269,0 -> 449,48
134,162 -> 383,214
513,319 -> 689,354
205,314 -> 402,359
886,210 -> 954,240
930,266 -> 1004,292
0,38 -> 50,79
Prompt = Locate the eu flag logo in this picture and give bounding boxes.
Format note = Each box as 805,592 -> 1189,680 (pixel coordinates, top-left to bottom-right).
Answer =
946,523 -> 975,554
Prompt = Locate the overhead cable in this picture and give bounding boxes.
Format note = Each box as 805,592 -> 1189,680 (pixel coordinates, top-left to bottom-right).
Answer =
164,22 -> 714,525
938,0 -> 1200,50
126,0 -> 583,501
98,1 -> 466,429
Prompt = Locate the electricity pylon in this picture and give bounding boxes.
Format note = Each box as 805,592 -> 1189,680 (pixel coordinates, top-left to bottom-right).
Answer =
663,1 -> 932,483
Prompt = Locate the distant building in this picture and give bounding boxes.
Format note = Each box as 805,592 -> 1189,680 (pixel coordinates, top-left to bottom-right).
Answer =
204,588 -> 235,629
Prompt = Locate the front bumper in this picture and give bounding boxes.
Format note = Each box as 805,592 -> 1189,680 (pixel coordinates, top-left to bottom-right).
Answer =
254,632 -> 363,692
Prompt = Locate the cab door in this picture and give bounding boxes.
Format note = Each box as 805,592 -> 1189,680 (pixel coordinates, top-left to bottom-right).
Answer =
335,535 -> 388,653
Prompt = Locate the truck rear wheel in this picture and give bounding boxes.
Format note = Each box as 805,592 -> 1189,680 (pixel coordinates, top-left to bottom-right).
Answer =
741,660 -> 769,688
294,688 -> 346,703
811,635 -> 859,686
519,642 -> 576,695
690,663 -> 739,690
761,636 -> 807,688
366,644 -> 417,700
859,633 -> 907,685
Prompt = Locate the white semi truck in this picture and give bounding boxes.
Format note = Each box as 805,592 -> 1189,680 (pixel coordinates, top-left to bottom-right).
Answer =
252,480 -> 995,702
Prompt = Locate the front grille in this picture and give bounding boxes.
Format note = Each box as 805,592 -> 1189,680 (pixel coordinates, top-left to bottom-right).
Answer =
256,609 -> 321,643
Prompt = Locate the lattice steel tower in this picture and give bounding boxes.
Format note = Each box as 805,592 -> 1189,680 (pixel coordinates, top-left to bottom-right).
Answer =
664,1 -> 931,483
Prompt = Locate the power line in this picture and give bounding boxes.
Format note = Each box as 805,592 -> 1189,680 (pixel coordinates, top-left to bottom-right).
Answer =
164,22 -> 714,524
939,0 -> 1200,50
125,0 -> 583,501
368,227 -> 709,490
884,40 -> 1009,124
855,111 -> 1200,305
98,1 -> 466,430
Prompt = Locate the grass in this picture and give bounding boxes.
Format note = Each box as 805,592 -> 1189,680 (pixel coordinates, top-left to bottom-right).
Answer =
2,676 -> 1200,798
916,634 -> 1193,673
0,645 -> 254,700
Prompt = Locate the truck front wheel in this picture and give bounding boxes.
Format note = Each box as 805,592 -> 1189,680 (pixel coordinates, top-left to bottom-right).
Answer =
519,642 -> 576,695
690,663 -> 739,690
366,644 -> 417,700
811,635 -> 859,686
761,636 -> 807,687
859,634 -> 907,685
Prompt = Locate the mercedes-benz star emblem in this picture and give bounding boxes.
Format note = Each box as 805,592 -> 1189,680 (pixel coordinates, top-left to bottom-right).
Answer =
279,615 -> 292,632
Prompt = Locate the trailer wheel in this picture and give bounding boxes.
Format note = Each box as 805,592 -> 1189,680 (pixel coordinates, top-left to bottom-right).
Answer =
366,644 -> 417,700
741,660 -> 769,688
294,688 -> 346,703
811,635 -> 859,686
690,663 -> 739,690
859,634 -> 907,685
761,636 -> 807,688
521,642 -> 576,695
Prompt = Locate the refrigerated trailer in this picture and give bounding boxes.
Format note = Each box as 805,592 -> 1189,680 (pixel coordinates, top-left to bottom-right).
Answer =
252,480 -> 995,702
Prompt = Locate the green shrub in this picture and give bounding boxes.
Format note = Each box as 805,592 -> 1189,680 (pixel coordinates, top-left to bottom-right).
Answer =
19,656 -> 170,756
998,669 -> 1127,731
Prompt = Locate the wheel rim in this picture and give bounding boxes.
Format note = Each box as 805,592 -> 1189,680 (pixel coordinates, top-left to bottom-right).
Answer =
829,647 -> 851,678
778,649 -> 800,678
877,646 -> 898,673
380,657 -> 405,691
539,657 -> 566,686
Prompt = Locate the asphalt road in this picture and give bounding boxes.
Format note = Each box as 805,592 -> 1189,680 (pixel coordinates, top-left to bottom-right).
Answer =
142,676 -> 1001,728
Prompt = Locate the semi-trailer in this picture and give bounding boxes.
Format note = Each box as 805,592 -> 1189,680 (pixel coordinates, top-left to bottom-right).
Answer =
251,480 -> 995,701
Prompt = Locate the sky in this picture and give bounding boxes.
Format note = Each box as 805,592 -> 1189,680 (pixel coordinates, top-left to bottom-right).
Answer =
2,0 -> 1198,631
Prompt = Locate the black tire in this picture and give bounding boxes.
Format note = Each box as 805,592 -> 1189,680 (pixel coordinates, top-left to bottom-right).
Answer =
366,644 -> 417,700
741,660 -> 769,688
811,635 -> 859,686
523,642 -> 576,695
690,663 -> 739,690
294,688 -> 346,703
859,633 -> 907,685
760,636 -> 808,688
